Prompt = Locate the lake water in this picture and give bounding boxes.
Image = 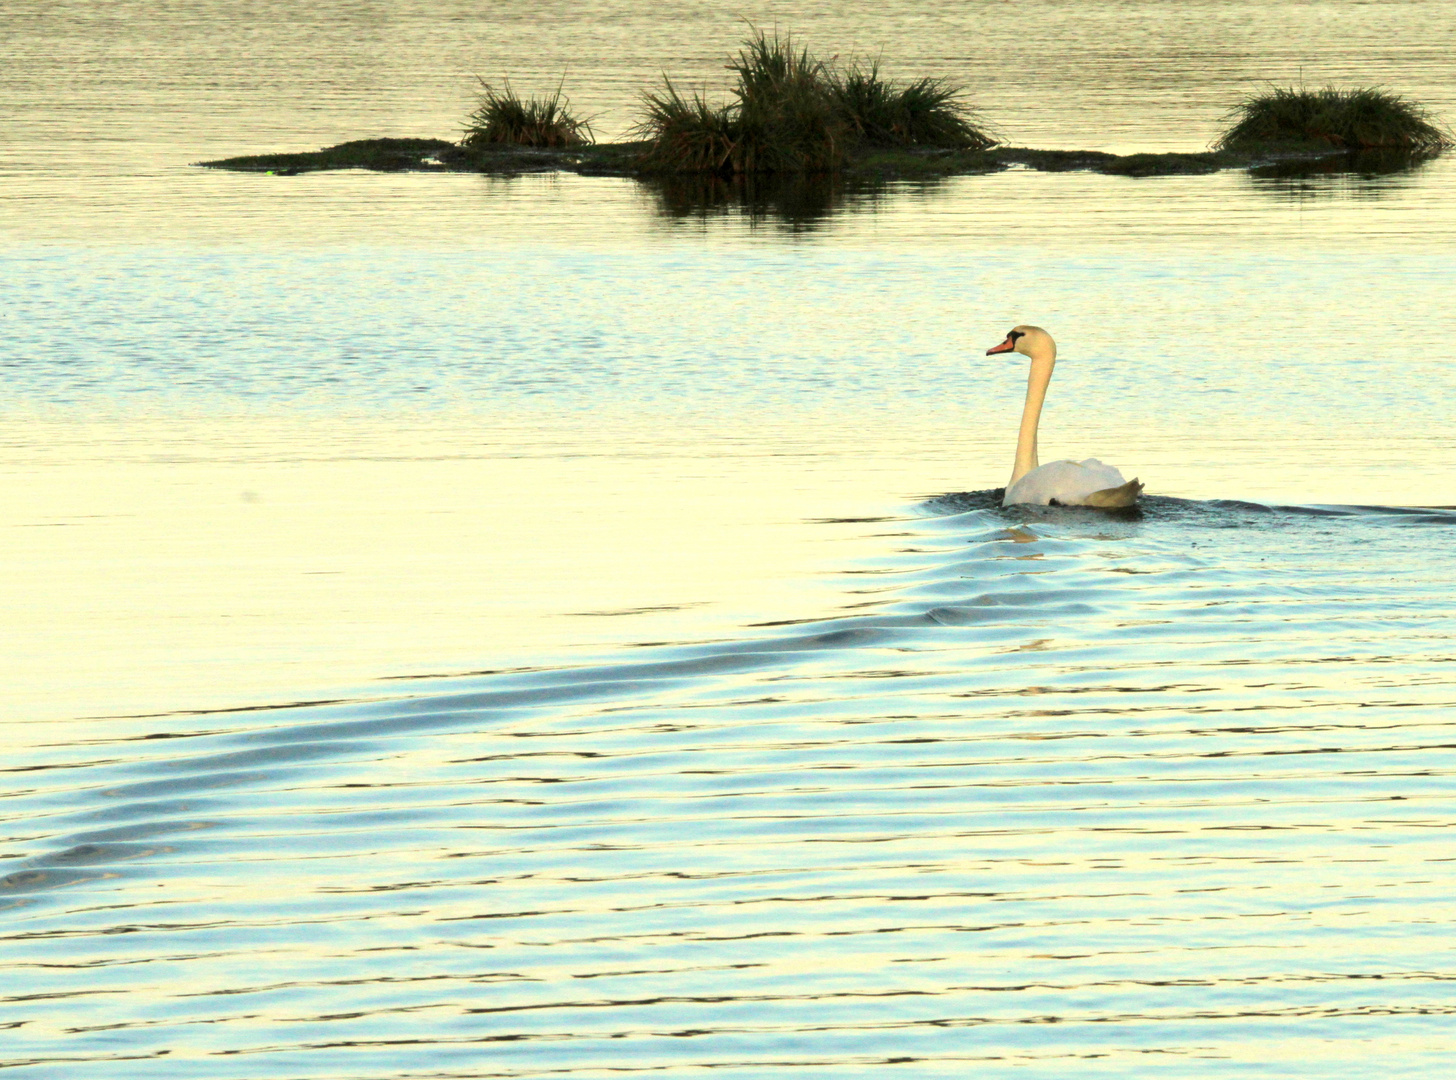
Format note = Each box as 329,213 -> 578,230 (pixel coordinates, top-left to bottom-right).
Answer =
3,2 -> 1456,1077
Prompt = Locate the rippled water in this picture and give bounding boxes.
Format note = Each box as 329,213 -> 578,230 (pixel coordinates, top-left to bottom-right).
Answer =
5,0 -> 1456,1075
8,497 -> 1456,1076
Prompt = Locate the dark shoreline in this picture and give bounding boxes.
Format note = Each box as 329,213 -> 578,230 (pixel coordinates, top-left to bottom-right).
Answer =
198,136 -> 1429,180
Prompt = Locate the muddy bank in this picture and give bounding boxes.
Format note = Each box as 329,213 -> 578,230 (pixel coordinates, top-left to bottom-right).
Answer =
199,136 -> 1413,180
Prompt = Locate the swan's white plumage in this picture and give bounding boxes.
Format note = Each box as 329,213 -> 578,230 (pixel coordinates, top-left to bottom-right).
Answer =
987,325 -> 1143,508
1002,458 -> 1128,507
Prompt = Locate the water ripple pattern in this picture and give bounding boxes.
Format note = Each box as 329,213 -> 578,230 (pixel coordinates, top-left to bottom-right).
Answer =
5,496 -> 1455,1078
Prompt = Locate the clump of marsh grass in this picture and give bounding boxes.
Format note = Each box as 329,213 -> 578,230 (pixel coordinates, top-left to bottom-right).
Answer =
635,30 -> 847,173
462,78 -> 593,148
830,60 -> 993,150
729,31 -> 847,172
635,81 -> 739,172
1214,86 -> 1451,152
634,28 -> 993,173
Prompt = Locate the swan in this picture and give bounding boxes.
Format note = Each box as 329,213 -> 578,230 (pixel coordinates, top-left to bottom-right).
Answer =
987,325 -> 1143,508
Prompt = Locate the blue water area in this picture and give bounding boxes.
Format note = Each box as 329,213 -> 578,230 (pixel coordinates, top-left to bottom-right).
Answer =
5,496 -> 1455,1077
6,238 -> 1454,428
7,0 -> 1456,1074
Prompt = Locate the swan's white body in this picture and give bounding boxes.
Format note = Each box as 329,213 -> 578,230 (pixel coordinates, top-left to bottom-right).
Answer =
1004,457 -> 1130,507
987,325 -> 1143,509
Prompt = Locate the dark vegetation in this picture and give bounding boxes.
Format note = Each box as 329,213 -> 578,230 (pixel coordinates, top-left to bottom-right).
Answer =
201,136 -> 1433,183
462,78 -> 593,148
633,31 -> 991,173
198,36 -> 1450,191
210,138 -> 460,175
1214,86 -> 1451,152
205,137 -> 644,177
832,60 -> 992,150
643,172 -> 895,231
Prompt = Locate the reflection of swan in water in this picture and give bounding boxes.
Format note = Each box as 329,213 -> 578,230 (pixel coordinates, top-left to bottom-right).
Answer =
987,325 -> 1143,508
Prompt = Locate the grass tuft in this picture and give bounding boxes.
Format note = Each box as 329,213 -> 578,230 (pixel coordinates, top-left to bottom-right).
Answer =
635,80 -> 741,172
830,61 -> 993,150
729,31 -> 847,172
633,29 -> 993,173
462,78 -> 593,148
1215,86 -> 1451,152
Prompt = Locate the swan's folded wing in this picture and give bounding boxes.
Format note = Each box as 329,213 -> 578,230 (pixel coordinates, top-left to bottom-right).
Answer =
1084,478 -> 1144,508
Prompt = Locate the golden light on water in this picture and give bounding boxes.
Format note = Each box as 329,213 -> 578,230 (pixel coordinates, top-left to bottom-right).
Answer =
6,411 -> 1450,728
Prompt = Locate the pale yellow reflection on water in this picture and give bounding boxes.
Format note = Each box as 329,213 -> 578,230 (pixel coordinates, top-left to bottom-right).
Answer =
6,410 -> 1451,728
2,415 -> 920,725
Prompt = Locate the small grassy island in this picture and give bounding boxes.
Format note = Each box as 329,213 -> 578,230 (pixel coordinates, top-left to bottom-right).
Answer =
200,32 -> 1451,185
1215,86 -> 1450,153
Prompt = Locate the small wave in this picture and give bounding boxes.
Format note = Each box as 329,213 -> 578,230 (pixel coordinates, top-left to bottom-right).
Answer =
4,492 -> 1455,1076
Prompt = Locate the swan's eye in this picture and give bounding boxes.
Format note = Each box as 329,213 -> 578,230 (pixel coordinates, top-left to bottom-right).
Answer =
1008,330 -> 1024,343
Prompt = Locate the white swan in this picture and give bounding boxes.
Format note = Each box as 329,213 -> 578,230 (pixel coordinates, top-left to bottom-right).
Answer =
987,325 -> 1143,508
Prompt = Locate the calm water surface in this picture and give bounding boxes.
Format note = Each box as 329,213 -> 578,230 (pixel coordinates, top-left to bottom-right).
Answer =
3,2 -> 1456,1076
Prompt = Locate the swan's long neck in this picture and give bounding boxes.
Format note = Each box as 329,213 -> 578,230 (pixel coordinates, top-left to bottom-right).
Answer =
1010,348 -> 1055,487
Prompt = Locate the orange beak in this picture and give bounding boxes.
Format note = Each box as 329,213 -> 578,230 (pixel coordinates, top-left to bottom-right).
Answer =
986,336 -> 1017,355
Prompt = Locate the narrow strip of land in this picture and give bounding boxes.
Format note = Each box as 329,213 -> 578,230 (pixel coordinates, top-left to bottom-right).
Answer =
199,137 -> 1363,180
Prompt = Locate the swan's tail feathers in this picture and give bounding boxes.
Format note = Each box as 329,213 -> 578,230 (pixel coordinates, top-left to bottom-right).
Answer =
1085,478 -> 1144,508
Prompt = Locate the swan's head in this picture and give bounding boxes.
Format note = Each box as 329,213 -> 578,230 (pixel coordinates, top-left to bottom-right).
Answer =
986,325 -> 1055,360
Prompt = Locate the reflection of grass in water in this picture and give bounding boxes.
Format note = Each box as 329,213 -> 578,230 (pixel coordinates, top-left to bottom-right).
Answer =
1250,146 -> 1438,177
1247,146 -> 1439,201
642,171 -> 920,231
1215,86 -> 1451,152
462,78 -> 593,149
634,28 -> 992,174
